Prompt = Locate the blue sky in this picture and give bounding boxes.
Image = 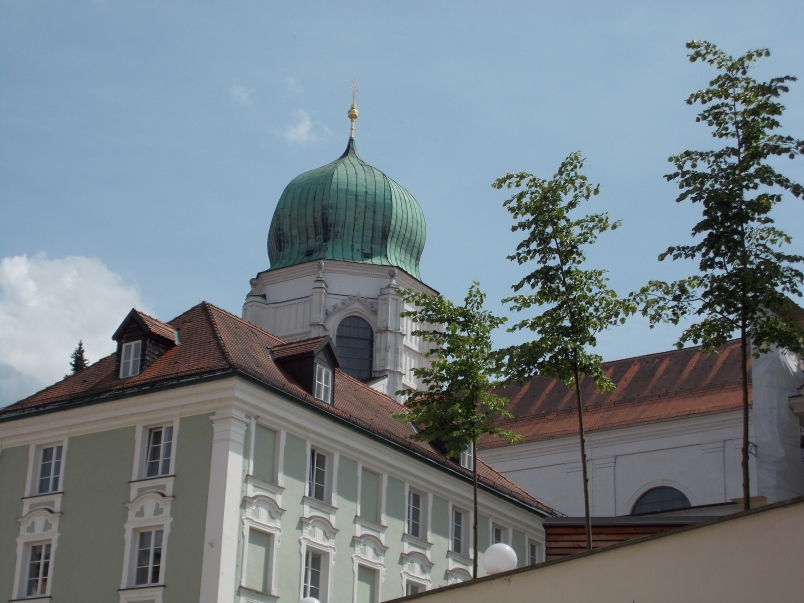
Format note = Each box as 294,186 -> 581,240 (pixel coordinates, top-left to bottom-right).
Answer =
2,1 -> 803,405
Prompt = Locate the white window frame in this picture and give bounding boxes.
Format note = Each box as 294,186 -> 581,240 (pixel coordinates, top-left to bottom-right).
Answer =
527,537 -> 542,565
405,487 -> 428,540
400,550 -> 433,596
405,580 -> 426,596
451,505 -> 469,556
315,364 -> 333,404
459,444 -> 473,470
120,491 -> 173,597
299,515 -> 337,603
240,494 -> 284,598
133,527 -> 164,586
12,509 -> 61,601
132,420 -> 179,483
307,446 -> 332,503
25,439 -> 69,500
120,340 -> 143,378
491,522 -> 509,545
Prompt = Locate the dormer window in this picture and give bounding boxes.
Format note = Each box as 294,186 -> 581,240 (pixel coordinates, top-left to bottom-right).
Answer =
120,341 -> 142,378
315,364 -> 332,404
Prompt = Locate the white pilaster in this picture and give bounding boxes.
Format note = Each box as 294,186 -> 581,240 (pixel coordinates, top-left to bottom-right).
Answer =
200,408 -> 249,603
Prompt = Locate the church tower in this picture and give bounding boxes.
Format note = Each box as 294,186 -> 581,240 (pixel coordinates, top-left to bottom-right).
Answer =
243,89 -> 435,401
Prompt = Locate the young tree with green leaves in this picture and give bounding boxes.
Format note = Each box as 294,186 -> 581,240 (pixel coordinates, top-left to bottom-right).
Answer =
635,41 -> 804,511
68,340 -> 89,376
392,283 -> 522,578
493,152 -> 634,550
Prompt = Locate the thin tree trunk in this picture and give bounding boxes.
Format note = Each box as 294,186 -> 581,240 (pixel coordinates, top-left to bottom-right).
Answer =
740,321 -> 751,511
573,351 -> 592,550
472,438 -> 479,579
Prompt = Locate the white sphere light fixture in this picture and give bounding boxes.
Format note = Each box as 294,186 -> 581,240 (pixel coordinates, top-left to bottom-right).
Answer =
299,598 -> 321,603
483,543 -> 518,575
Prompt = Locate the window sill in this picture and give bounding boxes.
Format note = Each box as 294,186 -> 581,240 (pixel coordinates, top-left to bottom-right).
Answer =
21,491 -> 64,515
118,584 -> 165,603
10,597 -> 51,602
129,474 -> 175,484
21,490 -> 64,500
128,474 -> 175,500
302,495 -> 338,516
238,585 -> 279,601
402,532 -> 433,553
355,514 -> 387,536
447,549 -> 473,565
246,474 -> 285,498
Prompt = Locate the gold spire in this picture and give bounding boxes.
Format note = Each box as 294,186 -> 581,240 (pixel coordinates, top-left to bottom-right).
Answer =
348,79 -> 359,138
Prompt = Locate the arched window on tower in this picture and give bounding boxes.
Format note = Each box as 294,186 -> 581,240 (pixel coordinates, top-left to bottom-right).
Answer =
335,316 -> 374,381
631,486 -> 691,515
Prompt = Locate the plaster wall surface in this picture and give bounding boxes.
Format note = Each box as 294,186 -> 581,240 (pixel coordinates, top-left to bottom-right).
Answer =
0,444 -> 29,597
480,411 -> 754,516
392,498 -> 804,603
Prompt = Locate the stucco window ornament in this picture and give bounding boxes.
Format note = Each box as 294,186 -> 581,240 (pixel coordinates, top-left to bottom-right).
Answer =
400,550 -> 433,591
300,515 -> 338,550
241,496 -> 285,599
12,508 -> 61,601
244,495 -> 285,533
119,491 -> 173,601
445,566 -> 472,585
325,294 -> 378,319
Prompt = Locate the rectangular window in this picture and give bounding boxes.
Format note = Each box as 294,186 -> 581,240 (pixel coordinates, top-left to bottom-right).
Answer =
528,541 -> 538,565
452,509 -> 463,555
308,448 -> 327,501
26,543 -> 51,597
406,582 -> 421,596
135,529 -> 163,586
315,365 -> 332,403
303,550 -> 322,600
360,468 -> 380,523
492,524 -> 508,545
145,426 -> 174,478
120,341 -> 142,378
252,424 -> 277,484
245,529 -> 272,593
459,444 -> 473,470
407,490 -> 421,538
357,565 -> 377,603
37,445 -> 63,494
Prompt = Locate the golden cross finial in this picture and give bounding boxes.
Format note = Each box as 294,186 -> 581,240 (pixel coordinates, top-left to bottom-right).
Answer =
348,80 -> 359,138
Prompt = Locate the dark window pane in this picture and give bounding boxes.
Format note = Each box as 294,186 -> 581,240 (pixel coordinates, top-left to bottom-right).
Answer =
631,487 -> 691,515
336,316 -> 374,381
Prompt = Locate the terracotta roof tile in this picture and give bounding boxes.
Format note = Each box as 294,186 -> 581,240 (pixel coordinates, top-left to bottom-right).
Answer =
0,302 -> 555,517
271,337 -> 328,360
481,340 -> 750,448
136,310 -> 177,342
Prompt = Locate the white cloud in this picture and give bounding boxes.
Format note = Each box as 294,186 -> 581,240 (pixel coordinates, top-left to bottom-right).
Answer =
229,82 -> 252,106
284,109 -> 330,145
0,254 -> 150,406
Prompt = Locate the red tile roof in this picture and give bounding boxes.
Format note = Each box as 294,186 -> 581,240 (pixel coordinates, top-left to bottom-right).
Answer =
481,340 -> 750,449
136,310 -> 177,342
0,302 -> 554,517
271,336 -> 329,360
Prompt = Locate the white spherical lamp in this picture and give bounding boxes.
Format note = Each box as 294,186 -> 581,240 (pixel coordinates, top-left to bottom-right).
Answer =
483,543 -> 518,575
299,598 -> 320,603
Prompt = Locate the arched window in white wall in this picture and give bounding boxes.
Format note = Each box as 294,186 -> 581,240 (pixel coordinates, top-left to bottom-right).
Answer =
631,486 -> 691,515
336,316 -> 374,380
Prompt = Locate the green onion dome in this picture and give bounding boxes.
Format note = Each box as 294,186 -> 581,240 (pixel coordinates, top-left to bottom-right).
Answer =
267,138 -> 426,280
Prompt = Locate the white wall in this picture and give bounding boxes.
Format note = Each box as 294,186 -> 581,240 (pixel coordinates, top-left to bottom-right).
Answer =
480,411 -> 753,516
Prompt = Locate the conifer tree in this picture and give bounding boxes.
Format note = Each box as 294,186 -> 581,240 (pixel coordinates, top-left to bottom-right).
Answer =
69,340 -> 89,375
392,283 -> 522,578
493,153 -> 634,550
635,42 -> 804,511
